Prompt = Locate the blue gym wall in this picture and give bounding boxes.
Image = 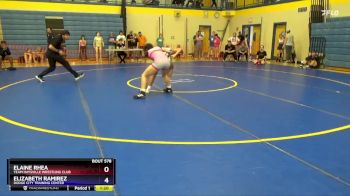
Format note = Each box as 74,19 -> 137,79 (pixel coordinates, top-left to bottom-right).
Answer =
0,10 -> 123,58
312,17 -> 350,68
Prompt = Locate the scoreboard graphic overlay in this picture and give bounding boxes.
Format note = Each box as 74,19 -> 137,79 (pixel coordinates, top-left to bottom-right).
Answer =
7,158 -> 116,191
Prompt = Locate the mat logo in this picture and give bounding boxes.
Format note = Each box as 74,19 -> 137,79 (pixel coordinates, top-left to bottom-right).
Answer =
171,79 -> 195,84
321,9 -> 339,16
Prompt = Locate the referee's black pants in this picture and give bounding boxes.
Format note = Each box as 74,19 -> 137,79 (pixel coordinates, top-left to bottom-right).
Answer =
38,52 -> 79,78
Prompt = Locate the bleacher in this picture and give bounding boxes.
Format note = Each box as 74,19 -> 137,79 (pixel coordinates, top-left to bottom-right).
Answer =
0,10 -> 123,59
311,16 -> 350,68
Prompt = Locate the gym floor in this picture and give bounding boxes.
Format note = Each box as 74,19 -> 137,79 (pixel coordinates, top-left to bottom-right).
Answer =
0,61 -> 349,195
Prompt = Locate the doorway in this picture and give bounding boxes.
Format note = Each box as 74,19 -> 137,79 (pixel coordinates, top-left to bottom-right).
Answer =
199,25 -> 211,57
271,22 -> 287,60
242,24 -> 261,56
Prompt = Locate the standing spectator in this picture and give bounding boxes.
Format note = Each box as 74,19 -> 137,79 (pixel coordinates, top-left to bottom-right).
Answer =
223,40 -> 236,61
194,31 -> 204,59
211,0 -> 217,8
24,48 -> 33,65
108,32 -> 116,60
253,45 -> 267,65
284,30 -> 295,63
156,33 -> 164,48
127,31 -> 136,49
213,34 -> 221,59
47,27 -> 54,46
0,41 -> 14,69
79,35 -> 87,61
276,33 -> 284,62
230,32 -> 238,46
93,32 -> 104,63
209,31 -> 215,59
186,0 -> 194,7
138,32 -> 147,49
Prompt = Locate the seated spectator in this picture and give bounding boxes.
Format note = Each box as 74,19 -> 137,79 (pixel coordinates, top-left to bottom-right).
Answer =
24,48 -> 33,65
116,38 -> 127,64
0,41 -> 14,70
237,45 -> 249,62
116,31 -> 126,45
33,47 -> 45,64
171,44 -> 184,58
223,40 -> 236,61
300,52 -> 320,69
253,45 -> 267,65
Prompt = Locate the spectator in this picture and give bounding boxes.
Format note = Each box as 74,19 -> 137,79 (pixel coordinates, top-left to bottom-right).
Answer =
127,31 -> 136,49
93,32 -> 104,63
195,0 -> 203,8
300,52 -> 320,69
230,32 -> 238,46
116,38 -> 127,64
209,31 -> 215,59
253,45 -> 267,65
186,0 -> 194,7
284,30 -> 295,63
24,48 -> 33,65
0,41 -> 14,70
211,0 -> 217,8
237,32 -> 249,61
133,33 -> 139,48
172,0 -> 184,6
276,33 -> 284,62
156,33 -> 164,48
213,34 -> 221,59
223,40 -> 236,61
108,32 -> 116,60
138,32 -> 147,49
171,44 -> 184,58
79,35 -> 87,61
194,31 -> 204,59
33,47 -> 45,64
116,31 -> 126,45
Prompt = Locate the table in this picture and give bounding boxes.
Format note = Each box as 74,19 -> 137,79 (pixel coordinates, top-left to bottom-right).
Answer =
105,48 -> 144,63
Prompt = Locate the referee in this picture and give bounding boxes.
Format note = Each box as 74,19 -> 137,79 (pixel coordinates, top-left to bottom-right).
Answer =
35,30 -> 84,82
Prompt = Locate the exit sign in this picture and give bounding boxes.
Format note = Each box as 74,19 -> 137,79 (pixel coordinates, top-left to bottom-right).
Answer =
298,7 -> 308,12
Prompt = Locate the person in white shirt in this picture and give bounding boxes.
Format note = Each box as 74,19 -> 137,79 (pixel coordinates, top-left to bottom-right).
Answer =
116,31 -> 126,45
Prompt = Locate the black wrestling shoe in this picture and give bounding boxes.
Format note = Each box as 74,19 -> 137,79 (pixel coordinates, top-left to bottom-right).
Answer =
75,73 -> 85,81
163,88 -> 173,93
133,91 -> 146,99
35,75 -> 45,83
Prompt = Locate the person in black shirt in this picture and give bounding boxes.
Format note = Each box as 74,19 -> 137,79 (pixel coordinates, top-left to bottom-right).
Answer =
116,38 -> 127,63
253,45 -> 267,65
300,52 -> 320,69
35,30 -> 84,82
127,31 -> 135,49
47,27 -> 54,46
223,41 -> 236,61
0,41 -> 14,70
